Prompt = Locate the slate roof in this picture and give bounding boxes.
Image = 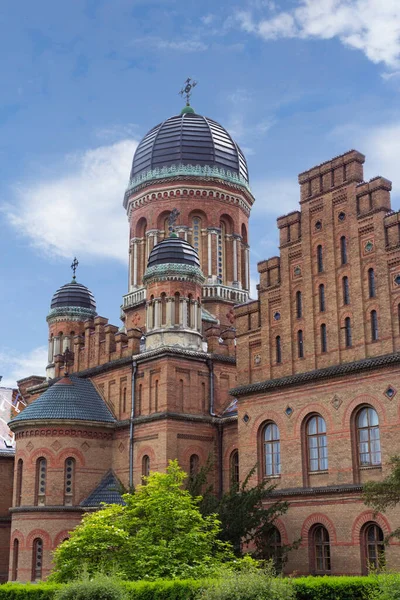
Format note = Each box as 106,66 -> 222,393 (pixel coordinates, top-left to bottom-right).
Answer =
10,375 -> 116,426
81,470 -> 125,507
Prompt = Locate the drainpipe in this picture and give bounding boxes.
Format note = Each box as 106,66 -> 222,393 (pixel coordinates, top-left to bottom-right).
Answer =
207,358 -> 223,498
129,360 -> 138,491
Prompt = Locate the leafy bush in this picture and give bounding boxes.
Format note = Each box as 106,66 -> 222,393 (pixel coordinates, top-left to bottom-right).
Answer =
0,582 -> 60,599
370,572 -> 400,600
292,575 -> 378,600
54,576 -> 128,600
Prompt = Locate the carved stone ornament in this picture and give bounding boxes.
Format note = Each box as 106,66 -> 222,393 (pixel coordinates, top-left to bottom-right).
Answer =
331,395 -> 343,410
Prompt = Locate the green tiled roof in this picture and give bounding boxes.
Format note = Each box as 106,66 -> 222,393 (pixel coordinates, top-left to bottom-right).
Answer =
10,376 -> 115,425
81,470 -> 125,507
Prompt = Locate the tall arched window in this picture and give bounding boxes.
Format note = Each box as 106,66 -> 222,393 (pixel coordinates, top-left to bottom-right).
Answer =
368,268 -> 376,298
343,276 -> 350,305
218,221 -> 226,284
11,538 -> 19,581
311,525 -> 331,574
174,292 -> 180,325
307,415 -> 328,471
230,450 -> 239,487
160,292 -> 167,325
16,458 -> 23,507
363,523 -> 385,572
142,455 -> 150,480
35,458 -> 47,506
192,217 -> 202,265
340,236 -> 347,265
296,291 -> 302,319
371,310 -> 378,341
321,323 -> 327,353
317,245 -> 323,273
264,526 -> 282,572
345,317 -> 352,348
263,422 -> 281,476
64,457 -> 75,506
275,336 -> 282,364
154,380 -> 159,412
31,538 -> 43,581
297,330 -> 304,358
189,454 -> 199,478
357,407 -> 381,466
319,284 -> 325,312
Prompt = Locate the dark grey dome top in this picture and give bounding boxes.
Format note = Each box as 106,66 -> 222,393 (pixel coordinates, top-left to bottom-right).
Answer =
147,236 -> 200,269
50,280 -> 96,311
131,112 -> 249,182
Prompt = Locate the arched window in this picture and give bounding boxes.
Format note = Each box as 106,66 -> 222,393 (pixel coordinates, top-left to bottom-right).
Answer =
321,323 -> 327,353
189,454 -> 199,478
122,387 -> 127,413
296,291 -> 302,319
11,538 -> 19,581
64,457 -> 75,506
161,292 -> 167,325
340,236 -> 347,265
174,292 -> 180,325
154,380 -> 159,412
187,294 -> 193,328
31,538 -> 43,581
345,317 -> 352,348
35,458 -> 47,506
192,217 -> 202,264
297,330 -> 304,358
264,526 -> 282,572
319,284 -> 325,312
317,245 -> 323,273
368,268 -> 376,298
263,422 -> 281,476
311,525 -> 331,574
343,276 -> 350,305
142,455 -> 150,480
230,450 -> 239,487
371,310 -> 378,341
307,415 -> 328,471
357,407 -> 381,466
363,523 -> 385,572
276,336 -> 282,364
16,458 -> 23,507
218,221 -> 226,284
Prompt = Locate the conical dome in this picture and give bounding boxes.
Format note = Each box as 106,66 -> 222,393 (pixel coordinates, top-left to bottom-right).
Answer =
47,279 -> 97,321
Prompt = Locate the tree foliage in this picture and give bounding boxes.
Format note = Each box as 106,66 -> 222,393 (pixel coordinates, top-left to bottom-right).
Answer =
364,455 -> 400,539
51,460 -> 233,582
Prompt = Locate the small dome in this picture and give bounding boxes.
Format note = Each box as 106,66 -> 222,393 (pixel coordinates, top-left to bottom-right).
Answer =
130,112 -> 248,182
50,280 -> 96,311
147,236 -> 200,269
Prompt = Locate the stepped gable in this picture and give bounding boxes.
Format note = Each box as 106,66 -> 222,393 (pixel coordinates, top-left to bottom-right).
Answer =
9,375 -> 115,425
80,470 -> 125,507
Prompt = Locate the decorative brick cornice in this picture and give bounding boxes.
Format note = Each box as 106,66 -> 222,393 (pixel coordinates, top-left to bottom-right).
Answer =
231,352 -> 400,397
143,263 -> 205,285
13,425 -> 114,437
46,306 -> 97,323
270,483 -> 363,498
10,506 -> 85,514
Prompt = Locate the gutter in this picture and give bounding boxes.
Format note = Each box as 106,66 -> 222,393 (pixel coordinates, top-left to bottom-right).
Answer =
129,360 -> 138,490
207,358 -> 223,498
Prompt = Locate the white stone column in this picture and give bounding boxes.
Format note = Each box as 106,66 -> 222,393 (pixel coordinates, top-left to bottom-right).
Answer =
207,232 -> 212,277
198,304 -> 202,331
133,241 -> 138,287
63,336 -> 70,352
48,339 -> 53,362
166,299 -> 172,326
233,237 -> 238,283
54,336 -> 61,356
245,247 -> 250,291
154,300 -> 160,329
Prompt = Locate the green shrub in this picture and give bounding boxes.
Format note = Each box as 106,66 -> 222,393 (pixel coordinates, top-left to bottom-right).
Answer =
54,576 -> 127,600
0,582 -> 60,599
122,579 -> 202,600
370,572 -> 400,600
292,575 -> 378,600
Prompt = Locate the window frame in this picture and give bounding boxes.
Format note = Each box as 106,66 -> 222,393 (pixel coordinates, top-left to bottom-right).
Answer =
340,236 -> 347,265
275,335 -> 282,364
230,450 -> 239,487
64,457 -> 75,506
31,538 -> 43,582
263,422 -> 281,477
371,310 -> 378,342
297,330 -> 304,358
310,525 -> 331,575
296,290 -> 302,319
356,406 -> 381,468
319,284 -> 325,313
368,268 -> 376,298
306,415 -> 328,472
317,245 -> 323,273
362,522 -> 385,574
343,276 -> 350,305
35,458 -> 47,507
344,316 -> 352,348
320,323 -> 327,353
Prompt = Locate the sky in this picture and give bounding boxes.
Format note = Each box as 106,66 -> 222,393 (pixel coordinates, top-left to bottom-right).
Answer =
1,0 -> 400,388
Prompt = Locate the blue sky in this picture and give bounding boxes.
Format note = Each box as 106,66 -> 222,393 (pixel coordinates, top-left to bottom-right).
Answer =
1,0 -> 400,387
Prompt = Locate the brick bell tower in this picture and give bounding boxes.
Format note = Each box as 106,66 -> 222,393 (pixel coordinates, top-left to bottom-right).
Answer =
121,94 -> 254,329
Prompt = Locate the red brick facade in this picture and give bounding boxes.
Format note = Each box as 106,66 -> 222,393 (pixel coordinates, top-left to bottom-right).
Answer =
4,147 -> 400,581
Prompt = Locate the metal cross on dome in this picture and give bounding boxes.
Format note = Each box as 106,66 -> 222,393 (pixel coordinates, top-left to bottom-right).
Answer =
71,257 -> 79,280
179,77 -> 197,105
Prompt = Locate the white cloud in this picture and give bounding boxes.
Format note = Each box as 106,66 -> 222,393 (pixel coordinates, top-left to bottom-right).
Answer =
251,177 -> 299,216
236,0 -> 400,69
4,139 -> 138,263
133,37 -> 208,52
0,346 -> 47,389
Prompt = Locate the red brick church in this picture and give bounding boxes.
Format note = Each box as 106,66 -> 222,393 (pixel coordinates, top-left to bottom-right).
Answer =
2,98 -> 400,581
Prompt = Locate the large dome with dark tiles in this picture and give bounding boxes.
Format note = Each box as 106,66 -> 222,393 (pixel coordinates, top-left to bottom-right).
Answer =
50,280 -> 96,312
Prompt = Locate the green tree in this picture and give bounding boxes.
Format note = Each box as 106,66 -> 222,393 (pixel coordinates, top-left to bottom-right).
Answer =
51,460 -> 233,582
364,455 -> 400,539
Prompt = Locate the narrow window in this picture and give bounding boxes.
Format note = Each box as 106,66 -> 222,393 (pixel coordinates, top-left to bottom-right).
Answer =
312,526 -> 331,574
230,450 -> 239,487
319,284 -> 325,312
343,276 -> 350,305
31,538 -> 43,581
371,310 -> 378,341
12,539 -> 19,581
368,268 -> 376,298
35,458 -> 47,506
174,292 -> 180,325
189,454 -> 199,478
340,236 -> 347,265
321,323 -> 327,353
296,291 -> 302,319
364,523 -> 385,572
263,422 -> 281,476
178,379 -> 184,411
298,330 -> 304,358
122,387 -> 127,413
16,459 -> 23,507
264,527 -> 283,572
137,384 -> 142,416
154,380 -> 159,412
307,415 -> 328,471
142,455 -> 150,479
276,336 -> 282,364
64,457 -> 75,506
201,381 -> 206,412
345,317 -> 352,348
187,294 -> 193,328
161,292 -> 167,325
357,407 -> 381,466
150,295 -> 155,329
317,245 -> 323,273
